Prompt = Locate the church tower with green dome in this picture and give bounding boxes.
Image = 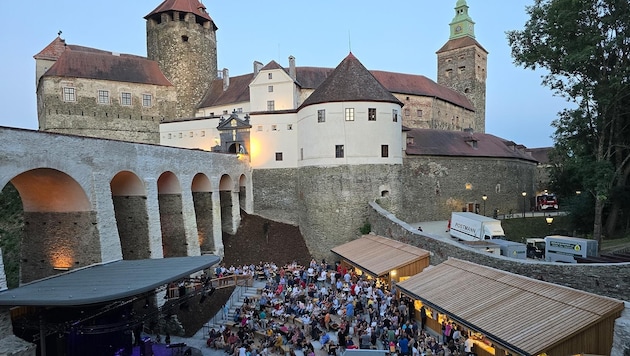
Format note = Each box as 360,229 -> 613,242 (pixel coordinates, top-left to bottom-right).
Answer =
437,0 -> 488,133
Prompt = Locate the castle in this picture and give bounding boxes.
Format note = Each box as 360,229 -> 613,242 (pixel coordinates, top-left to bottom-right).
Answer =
34,0 -> 540,257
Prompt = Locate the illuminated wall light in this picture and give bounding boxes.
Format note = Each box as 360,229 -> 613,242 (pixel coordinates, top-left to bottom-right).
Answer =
465,183 -> 472,190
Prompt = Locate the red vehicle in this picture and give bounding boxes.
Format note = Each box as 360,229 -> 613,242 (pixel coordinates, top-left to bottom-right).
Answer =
536,193 -> 559,211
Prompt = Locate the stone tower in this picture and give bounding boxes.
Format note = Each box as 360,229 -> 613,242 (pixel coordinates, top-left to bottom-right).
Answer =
145,0 -> 218,119
436,0 -> 488,133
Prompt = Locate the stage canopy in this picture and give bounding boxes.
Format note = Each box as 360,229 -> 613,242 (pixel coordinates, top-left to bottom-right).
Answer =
0,255 -> 220,306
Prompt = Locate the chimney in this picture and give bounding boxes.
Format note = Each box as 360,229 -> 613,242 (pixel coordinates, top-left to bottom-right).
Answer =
253,61 -> 263,76
222,68 -> 229,91
289,55 -> 296,80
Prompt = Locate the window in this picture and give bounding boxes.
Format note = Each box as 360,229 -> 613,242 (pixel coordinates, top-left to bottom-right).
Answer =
445,69 -> 452,78
267,100 -> 275,111
458,66 -> 466,73
317,109 -> 326,123
189,132 -> 193,137
381,145 -> 389,158
98,90 -> 109,104
268,73 -> 273,79
223,110 -> 228,115
404,108 -> 410,116
178,132 -> 182,138
257,125 -> 263,131
392,109 -> 398,122
201,131 -> 205,137
287,124 -> 293,130
345,108 -> 355,121
368,108 -> 376,121
417,109 -> 423,117
300,148 -> 304,160
142,94 -> 152,107
271,125 -> 277,131
237,108 -> 243,113
268,85 -> 273,92
62,87 -> 75,102
335,145 -> 344,158
275,152 -> 283,161
121,92 -> 132,106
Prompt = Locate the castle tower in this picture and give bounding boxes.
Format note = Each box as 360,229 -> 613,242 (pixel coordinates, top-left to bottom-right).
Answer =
145,0 -> 218,119
436,0 -> 488,133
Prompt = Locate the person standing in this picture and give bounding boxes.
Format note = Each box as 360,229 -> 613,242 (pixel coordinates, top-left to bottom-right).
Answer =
464,334 -> 474,355
398,335 -> 410,356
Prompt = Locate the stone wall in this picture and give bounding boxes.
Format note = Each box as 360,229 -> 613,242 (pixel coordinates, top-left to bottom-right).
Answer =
37,77 -> 175,144
437,45 -> 487,133
611,302 -> 630,356
147,12 -> 217,118
158,194 -> 187,257
297,165 -> 403,260
399,156 -> 537,222
252,168 -> 300,225
113,196 -> 151,260
393,94 -> 474,131
193,192 -> 214,253
21,211 -> 101,283
367,201 -> 630,302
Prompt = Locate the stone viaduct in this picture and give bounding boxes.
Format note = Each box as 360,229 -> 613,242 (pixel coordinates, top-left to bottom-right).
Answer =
0,126 -> 252,283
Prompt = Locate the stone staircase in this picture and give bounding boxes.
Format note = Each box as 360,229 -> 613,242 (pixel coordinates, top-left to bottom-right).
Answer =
205,280 -> 265,330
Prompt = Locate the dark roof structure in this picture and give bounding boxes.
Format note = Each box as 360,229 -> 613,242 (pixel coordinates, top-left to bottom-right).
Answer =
145,0 -> 216,27
199,63 -> 472,112
0,255 -> 220,306
405,128 -> 537,162
436,36 -> 488,54
526,147 -> 553,164
300,53 -> 402,109
198,73 -> 254,108
44,50 -> 172,86
33,36 -> 68,61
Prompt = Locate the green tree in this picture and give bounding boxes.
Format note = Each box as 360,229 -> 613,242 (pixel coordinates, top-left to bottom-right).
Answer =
508,0 -> 630,246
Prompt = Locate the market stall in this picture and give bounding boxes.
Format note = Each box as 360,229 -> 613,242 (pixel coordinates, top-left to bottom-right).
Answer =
397,258 -> 625,356
331,234 -> 430,287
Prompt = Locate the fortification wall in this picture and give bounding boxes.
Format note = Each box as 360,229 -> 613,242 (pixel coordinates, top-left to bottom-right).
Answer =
368,201 -> 630,302
297,165 -> 403,260
399,156 -> 537,223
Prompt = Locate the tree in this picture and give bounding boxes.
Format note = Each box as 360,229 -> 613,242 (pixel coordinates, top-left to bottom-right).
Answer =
507,0 -> 630,246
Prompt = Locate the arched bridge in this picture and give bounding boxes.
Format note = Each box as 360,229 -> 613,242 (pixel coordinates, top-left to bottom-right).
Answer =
0,127 -> 252,283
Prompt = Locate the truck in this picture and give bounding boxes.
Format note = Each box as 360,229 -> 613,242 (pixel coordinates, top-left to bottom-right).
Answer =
536,193 -> 559,211
449,212 -> 506,241
491,239 -> 527,259
526,238 -> 546,259
544,235 -> 598,263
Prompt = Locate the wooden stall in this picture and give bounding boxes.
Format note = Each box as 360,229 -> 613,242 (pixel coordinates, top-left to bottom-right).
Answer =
331,234 -> 430,287
397,258 -> 625,356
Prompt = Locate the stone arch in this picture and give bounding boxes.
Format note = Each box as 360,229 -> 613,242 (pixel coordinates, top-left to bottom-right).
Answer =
157,171 -> 186,257
10,168 -> 100,283
191,173 -> 214,253
110,171 -> 150,260
219,174 -> 239,234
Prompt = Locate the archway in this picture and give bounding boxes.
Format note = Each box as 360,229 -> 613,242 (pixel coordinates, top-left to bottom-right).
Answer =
219,174 -> 237,234
9,168 -> 99,283
157,172 -> 186,257
191,173 -> 214,253
110,171 -> 150,260
238,174 -> 248,214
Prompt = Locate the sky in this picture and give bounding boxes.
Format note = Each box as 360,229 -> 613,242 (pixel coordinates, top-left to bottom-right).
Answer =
0,0 -> 571,148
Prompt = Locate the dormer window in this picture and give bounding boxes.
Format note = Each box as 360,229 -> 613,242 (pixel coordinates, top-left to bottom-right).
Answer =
268,73 -> 273,79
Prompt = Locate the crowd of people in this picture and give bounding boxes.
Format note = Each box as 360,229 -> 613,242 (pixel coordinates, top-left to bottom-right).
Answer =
206,260 -> 475,356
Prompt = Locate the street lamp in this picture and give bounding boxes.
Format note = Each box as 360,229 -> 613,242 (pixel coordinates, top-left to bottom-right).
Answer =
521,191 -> 527,218
545,215 -> 554,235
481,194 -> 488,216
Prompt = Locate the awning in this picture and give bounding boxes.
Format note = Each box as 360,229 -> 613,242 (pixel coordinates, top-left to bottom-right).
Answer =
331,235 -> 430,277
0,255 -> 220,306
397,258 -> 625,355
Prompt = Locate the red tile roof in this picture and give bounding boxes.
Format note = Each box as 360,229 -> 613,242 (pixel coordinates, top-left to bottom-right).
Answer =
44,50 -> 172,86
198,73 -> 254,108
33,36 -> 68,61
436,36 -> 488,54
201,63 -> 473,111
145,0 -> 216,28
300,52 -> 402,108
405,128 -> 537,162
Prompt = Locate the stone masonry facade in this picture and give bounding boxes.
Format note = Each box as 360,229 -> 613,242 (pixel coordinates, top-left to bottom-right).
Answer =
37,77 -> 175,144
147,12 -> 217,119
